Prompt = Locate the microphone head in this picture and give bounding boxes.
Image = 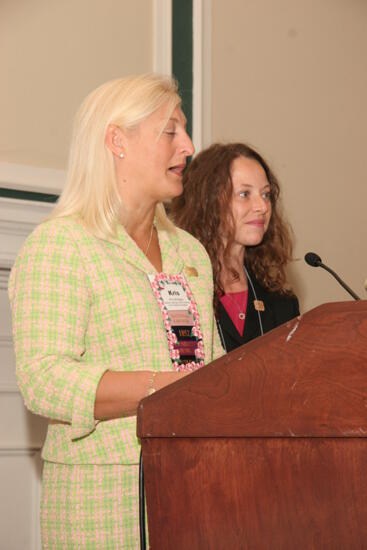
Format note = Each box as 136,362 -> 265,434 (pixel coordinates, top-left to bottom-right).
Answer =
304,252 -> 322,267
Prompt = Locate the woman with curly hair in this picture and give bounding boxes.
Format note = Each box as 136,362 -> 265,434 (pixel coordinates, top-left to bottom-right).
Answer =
170,142 -> 299,352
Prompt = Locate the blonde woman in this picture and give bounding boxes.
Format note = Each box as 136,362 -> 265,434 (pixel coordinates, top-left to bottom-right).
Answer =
9,74 -> 223,548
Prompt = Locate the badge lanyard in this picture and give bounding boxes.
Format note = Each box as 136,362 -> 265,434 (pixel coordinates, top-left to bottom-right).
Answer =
148,273 -> 205,371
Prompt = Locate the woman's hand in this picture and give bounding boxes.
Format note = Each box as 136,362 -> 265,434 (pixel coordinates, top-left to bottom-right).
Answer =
94,370 -> 190,420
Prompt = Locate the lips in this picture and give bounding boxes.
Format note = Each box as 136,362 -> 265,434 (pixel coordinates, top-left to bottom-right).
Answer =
246,219 -> 266,227
168,163 -> 186,177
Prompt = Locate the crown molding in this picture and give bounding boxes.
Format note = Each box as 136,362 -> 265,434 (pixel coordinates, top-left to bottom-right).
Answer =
0,268 -> 10,289
0,197 -> 53,269
0,383 -> 18,394
0,162 -> 65,194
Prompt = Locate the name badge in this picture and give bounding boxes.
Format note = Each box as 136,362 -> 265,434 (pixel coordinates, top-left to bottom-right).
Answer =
148,273 -> 205,371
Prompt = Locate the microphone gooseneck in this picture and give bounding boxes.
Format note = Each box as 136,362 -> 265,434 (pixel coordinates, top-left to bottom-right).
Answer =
304,251 -> 361,301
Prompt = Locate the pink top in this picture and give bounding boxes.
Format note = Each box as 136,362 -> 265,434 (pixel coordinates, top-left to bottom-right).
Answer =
220,290 -> 248,336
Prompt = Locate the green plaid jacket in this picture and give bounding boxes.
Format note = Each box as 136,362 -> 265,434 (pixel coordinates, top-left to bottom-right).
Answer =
9,216 -> 223,465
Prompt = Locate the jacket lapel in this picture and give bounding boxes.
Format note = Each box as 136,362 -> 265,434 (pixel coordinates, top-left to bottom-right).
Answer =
244,267 -> 275,341
218,302 -> 245,347
243,282 -> 262,343
158,227 -> 185,275
105,225 -> 153,274
108,224 -> 185,275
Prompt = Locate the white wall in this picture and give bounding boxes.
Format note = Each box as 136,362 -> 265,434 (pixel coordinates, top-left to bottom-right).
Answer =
0,0 -> 153,170
210,0 -> 367,312
0,198 -> 52,549
0,2 -> 160,547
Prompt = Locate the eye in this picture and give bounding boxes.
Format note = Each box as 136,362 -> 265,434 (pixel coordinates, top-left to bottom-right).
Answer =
239,191 -> 250,198
164,128 -> 177,136
262,190 -> 272,201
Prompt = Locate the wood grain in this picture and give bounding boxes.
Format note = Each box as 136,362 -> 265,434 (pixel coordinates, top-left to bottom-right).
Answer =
138,301 -> 367,548
138,301 -> 367,437
143,437 -> 367,549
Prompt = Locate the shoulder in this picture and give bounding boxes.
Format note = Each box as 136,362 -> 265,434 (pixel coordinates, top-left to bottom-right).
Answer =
174,227 -> 208,255
10,217 -> 90,279
265,289 -> 300,320
174,227 -> 212,266
20,216 -> 95,254
268,290 -> 299,308
22,216 -> 81,242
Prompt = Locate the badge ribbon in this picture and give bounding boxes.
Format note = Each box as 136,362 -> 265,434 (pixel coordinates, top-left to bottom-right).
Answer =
148,273 -> 205,372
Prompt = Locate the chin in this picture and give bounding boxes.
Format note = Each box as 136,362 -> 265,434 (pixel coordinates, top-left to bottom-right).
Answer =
164,183 -> 183,201
243,237 -> 265,247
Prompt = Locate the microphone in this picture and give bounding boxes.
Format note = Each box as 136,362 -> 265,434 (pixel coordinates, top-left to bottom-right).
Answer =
304,252 -> 361,301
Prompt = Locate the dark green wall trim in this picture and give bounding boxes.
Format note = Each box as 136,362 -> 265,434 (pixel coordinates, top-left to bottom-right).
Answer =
172,0 -> 193,139
0,187 -> 58,203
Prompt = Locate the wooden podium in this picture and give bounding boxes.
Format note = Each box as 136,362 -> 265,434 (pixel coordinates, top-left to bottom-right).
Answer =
137,301 -> 367,549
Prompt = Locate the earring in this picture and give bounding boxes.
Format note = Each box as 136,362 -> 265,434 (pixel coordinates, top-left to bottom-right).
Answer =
119,152 -> 124,159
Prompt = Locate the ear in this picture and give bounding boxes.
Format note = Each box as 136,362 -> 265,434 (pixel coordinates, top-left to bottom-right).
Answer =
105,124 -> 126,158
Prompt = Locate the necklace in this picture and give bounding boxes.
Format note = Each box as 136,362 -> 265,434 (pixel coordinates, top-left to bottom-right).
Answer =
144,224 -> 154,256
224,291 -> 248,320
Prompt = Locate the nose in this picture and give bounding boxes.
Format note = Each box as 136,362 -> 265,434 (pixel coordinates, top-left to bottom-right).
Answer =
252,194 -> 268,213
181,130 -> 195,157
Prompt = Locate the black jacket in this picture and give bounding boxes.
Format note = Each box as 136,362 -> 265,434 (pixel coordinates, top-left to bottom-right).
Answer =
217,268 -> 300,352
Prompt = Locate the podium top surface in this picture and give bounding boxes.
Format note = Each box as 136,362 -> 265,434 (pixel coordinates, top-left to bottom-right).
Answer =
137,301 -> 367,439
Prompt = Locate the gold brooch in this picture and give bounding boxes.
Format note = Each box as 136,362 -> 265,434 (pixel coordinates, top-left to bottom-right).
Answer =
184,266 -> 198,277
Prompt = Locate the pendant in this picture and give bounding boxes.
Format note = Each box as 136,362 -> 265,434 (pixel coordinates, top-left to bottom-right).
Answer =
254,300 -> 265,312
238,312 -> 246,320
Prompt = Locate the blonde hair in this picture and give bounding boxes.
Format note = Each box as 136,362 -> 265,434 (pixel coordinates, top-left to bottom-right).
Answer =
51,74 -> 181,238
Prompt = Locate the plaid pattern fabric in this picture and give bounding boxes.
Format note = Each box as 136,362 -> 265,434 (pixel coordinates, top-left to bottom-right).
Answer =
9,216 -> 223,465
41,462 -> 141,549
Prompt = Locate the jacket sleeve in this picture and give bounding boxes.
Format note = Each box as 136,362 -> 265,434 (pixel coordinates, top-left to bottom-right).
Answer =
277,293 -> 300,325
8,220 -> 107,440
293,295 -> 300,317
287,294 -> 300,318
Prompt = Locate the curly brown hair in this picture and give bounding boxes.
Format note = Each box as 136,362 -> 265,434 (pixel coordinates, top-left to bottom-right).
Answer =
170,142 -> 295,308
